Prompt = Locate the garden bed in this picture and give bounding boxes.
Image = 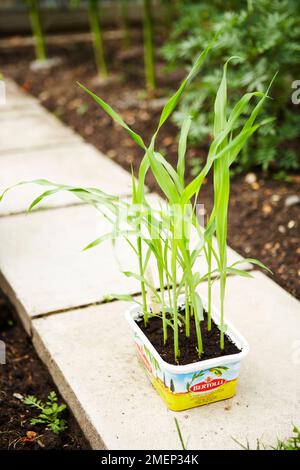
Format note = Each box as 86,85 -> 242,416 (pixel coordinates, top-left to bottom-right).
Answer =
0,290 -> 90,450
0,35 -> 299,300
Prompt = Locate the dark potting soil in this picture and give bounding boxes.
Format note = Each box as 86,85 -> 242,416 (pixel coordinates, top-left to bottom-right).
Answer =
0,290 -> 90,450
138,307 -> 240,366
0,33 -> 299,300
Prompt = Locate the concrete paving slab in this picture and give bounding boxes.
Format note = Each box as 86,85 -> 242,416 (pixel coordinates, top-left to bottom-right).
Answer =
0,204 -> 145,331
0,78 -> 40,111
32,271 -> 300,449
0,110 -> 82,154
0,143 -> 134,215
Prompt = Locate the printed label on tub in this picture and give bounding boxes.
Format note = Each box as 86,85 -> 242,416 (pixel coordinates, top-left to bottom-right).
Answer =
134,335 -> 241,411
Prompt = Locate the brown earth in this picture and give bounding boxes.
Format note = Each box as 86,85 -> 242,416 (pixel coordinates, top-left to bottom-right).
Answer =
0,291 -> 90,450
138,307 -> 240,366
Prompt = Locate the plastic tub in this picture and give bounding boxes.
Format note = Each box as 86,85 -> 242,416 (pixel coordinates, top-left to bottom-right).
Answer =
125,295 -> 249,411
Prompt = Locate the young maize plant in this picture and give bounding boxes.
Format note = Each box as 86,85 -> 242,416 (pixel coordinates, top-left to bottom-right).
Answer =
143,0 -> 155,93
0,35 -> 272,361
205,60 -> 275,348
70,0 -> 108,77
88,0 -> 108,77
25,0 -> 47,62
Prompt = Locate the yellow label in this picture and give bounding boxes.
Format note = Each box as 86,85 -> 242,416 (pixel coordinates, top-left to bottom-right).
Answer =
151,375 -> 238,411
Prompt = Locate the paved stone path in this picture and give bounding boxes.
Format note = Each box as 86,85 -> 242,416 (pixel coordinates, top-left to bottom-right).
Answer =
1,79 -> 299,449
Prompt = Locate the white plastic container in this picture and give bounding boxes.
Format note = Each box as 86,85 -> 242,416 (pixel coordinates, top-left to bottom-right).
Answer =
125,295 -> 249,411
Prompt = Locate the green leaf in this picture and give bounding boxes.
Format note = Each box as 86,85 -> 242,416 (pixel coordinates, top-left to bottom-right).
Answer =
82,230 -> 139,251
157,32 -> 220,131
148,150 -> 180,202
104,293 -> 141,304
226,267 -> 253,278
122,271 -> 160,299
194,292 -> 204,322
154,152 -> 183,194
78,82 -> 146,150
230,258 -> 272,274
177,115 -> 192,186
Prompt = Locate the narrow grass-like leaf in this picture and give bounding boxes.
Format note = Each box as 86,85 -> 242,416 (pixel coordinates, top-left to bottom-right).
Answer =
230,258 -> 273,274
177,115 -> 192,186
78,82 -> 146,150
82,230 -> 139,251
156,32 -> 219,131
226,267 -> 253,278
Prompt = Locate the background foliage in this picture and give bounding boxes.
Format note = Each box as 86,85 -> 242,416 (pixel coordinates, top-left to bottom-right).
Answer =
162,0 -> 300,177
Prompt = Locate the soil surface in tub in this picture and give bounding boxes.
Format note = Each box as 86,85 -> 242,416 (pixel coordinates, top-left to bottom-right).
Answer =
138,308 -> 241,366
0,290 -> 90,450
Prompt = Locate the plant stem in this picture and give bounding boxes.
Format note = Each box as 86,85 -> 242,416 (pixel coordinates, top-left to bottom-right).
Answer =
207,238 -> 212,331
158,266 -> 167,344
121,0 -> 130,50
143,0 -> 156,93
87,0 -> 108,77
137,234 -> 148,326
27,0 -> 46,61
184,283 -> 190,337
171,239 -> 179,361
173,283 -> 179,361
184,246 -> 203,353
191,291 -> 203,356
220,271 -> 226,350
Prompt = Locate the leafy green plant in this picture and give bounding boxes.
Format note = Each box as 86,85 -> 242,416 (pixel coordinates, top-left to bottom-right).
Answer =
1,35 -> 271,361
277,425 -> 300,450
25,0 -> 46,62
233,424 -> 300,450
162,0 -> 300,175
23,391 -> 67,434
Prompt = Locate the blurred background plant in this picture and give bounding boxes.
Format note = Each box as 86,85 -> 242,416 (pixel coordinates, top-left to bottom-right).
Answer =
70,0 -> 108,77
162,0 -> 300,178
25,0 -> 47,61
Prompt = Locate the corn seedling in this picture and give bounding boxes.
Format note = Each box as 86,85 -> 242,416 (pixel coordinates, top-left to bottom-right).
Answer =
25,0 -> 47,62
87,0 -> 108,77
70,0 -> 108,77
0,35 -> 272,363
143,0 -> 155,93
23,391 -> 67,435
